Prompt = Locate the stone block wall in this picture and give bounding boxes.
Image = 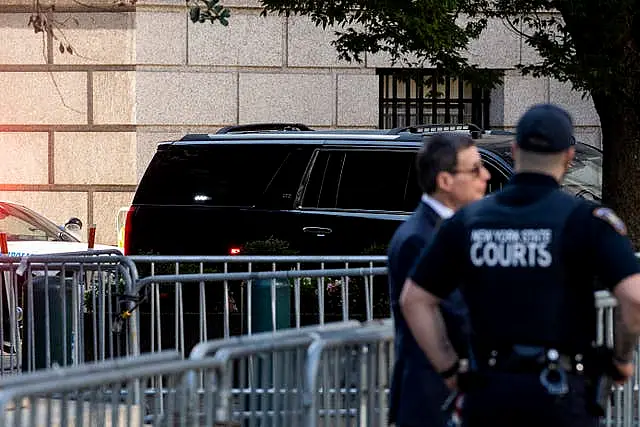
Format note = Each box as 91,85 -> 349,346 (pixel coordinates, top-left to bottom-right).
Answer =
0,3 -> 136,244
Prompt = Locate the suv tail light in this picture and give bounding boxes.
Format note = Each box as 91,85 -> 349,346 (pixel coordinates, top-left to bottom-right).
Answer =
122,206 -> 136,255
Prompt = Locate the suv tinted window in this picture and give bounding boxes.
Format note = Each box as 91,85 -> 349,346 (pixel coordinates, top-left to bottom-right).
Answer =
404,161 -> 423,211
302,149 -> 416,212
302,151 -> 345,208
337,151 -> 414,211
260,147 -> 313,209
134,145 -> 292,207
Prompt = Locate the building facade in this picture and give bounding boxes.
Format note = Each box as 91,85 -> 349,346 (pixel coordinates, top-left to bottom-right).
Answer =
0,0 -> 601,245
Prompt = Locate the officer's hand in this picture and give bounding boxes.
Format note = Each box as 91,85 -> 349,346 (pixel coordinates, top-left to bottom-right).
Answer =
613,361 -> 634,384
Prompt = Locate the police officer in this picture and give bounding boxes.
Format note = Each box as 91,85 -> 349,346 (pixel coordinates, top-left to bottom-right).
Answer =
398,103 -> 640,426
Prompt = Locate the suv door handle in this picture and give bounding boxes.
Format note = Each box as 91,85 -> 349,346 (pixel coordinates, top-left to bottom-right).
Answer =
303,227 -> 332,235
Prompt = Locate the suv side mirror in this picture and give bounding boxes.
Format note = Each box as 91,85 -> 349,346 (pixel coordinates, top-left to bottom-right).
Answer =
64,217 -> 83,239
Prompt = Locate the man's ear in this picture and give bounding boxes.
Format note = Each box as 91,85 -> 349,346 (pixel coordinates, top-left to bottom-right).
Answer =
436,171 -> 453,192
564,147 -> 575,170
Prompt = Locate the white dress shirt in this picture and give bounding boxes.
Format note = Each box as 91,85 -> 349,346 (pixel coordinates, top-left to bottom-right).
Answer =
421,193 -> 454,220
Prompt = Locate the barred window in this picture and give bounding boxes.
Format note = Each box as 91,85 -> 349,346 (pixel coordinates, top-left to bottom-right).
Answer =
378,69 -> 491,130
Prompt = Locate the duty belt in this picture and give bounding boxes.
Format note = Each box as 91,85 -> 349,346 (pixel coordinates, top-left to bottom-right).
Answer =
477,345 -> 587,375
475,345 -> 590,396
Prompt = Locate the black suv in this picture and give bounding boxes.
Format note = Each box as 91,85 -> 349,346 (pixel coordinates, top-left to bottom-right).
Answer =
124,123 -> 602,256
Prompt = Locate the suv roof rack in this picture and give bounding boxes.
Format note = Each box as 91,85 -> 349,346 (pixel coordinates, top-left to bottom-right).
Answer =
385,123 -> 468,135
485,129 -> 515,136
386,123 -> 486,139
215,123 -> 315,134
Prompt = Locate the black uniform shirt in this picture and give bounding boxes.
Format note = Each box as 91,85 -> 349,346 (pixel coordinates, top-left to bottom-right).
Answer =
408,173 -> 640,350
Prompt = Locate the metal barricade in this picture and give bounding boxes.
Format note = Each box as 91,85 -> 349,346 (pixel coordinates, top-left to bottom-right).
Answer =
594,289 -> 638,427
189,321 -> 364,427
0,252 -> 139,375
0,355 -> 224,427
129,255 -> 386,327
0,349 -> 182,425
303,323 -> 394,427
0,323 -> 377,427
125,262 -> 387,357
189,320 -> 363,359
208,336 -> 323,427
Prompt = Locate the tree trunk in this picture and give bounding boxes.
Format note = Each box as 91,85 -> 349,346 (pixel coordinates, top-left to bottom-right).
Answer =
591,94 -> 640,250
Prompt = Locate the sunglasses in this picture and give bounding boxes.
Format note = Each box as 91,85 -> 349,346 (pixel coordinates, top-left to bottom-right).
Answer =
451,164 -> 485,178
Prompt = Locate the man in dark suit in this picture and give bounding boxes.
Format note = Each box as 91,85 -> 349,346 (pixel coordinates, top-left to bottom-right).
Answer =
387,133 -> 490,427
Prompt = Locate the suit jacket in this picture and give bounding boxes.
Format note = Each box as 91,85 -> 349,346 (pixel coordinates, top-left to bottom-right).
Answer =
387,201 -> 471,427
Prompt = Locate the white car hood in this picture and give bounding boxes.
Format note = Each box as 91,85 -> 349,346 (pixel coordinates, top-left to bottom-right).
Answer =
6,241 -> 121,257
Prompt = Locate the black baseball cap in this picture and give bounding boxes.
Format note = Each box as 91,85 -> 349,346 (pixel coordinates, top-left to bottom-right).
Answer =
516,103 -> 576,153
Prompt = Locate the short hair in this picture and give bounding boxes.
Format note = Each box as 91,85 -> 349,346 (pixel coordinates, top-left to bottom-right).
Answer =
416,133 -> 475,195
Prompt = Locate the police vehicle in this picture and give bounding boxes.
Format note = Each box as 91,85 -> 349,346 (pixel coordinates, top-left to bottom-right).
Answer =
123,123 -> 602,257
0,200 -> 118,256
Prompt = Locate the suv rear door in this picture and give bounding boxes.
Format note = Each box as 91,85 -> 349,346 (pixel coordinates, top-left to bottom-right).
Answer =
291,145 -> 513,255
292,147 -> 418,255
